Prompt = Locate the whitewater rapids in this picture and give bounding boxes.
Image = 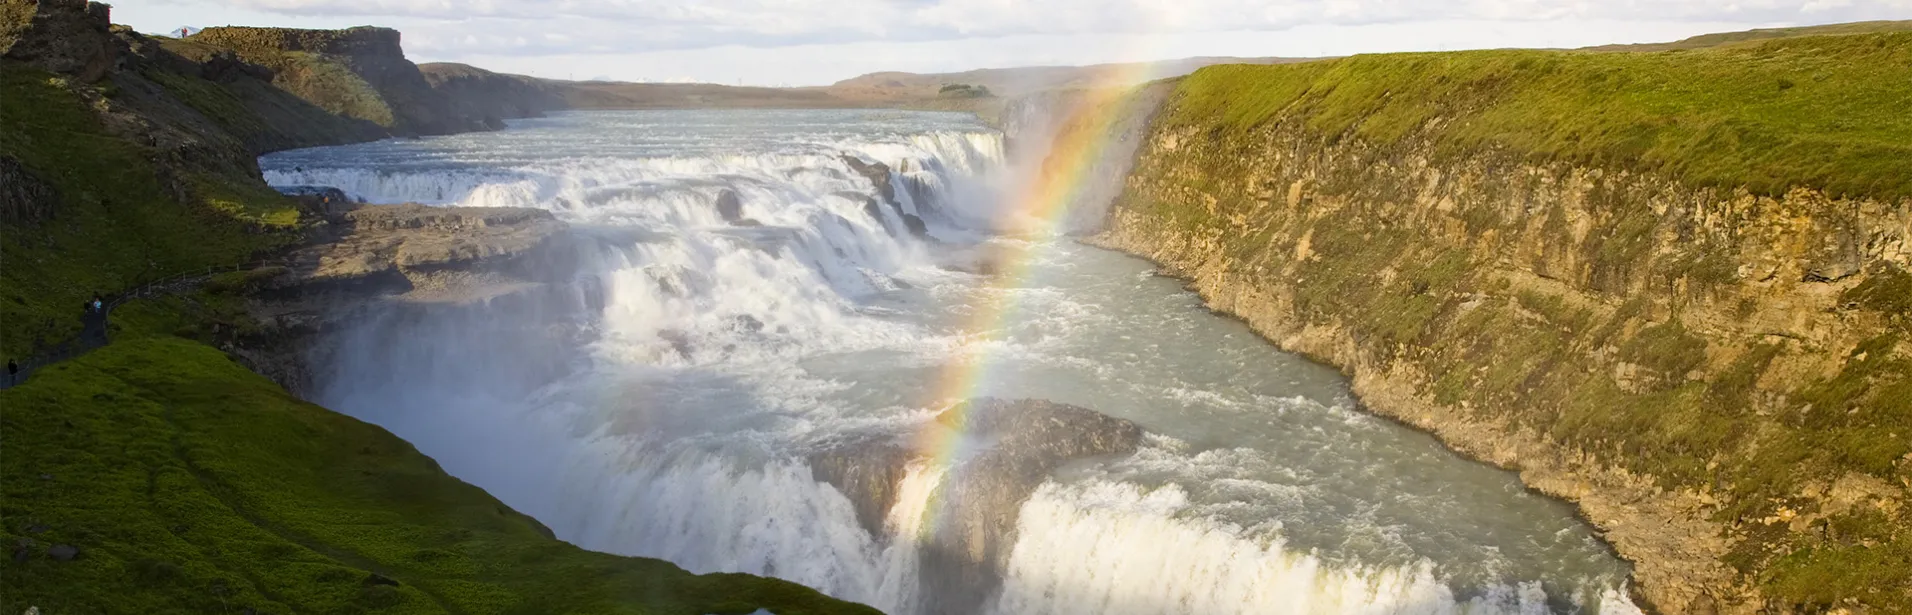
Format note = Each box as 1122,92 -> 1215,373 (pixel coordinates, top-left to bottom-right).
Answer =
262,109 -> 1643,615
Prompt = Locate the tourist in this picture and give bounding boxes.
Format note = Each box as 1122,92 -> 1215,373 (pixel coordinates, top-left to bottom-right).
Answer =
6,359 -> 17,386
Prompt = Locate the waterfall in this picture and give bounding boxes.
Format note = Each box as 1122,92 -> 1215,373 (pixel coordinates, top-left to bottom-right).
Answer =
266,110 -> 1641,615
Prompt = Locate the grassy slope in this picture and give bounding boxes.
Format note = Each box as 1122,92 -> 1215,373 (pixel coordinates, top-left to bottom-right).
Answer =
1587,20 -> 1912,52
2,50 -> 876,614
0,337 -> 876,615
1166,31 -> 1912,199
0,65 -> 300,359
160,37 -> 396,128
1121,31 -> 1911,610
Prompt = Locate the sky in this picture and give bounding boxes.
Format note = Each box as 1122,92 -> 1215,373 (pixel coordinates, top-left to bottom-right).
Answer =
116,1 -> 1912,86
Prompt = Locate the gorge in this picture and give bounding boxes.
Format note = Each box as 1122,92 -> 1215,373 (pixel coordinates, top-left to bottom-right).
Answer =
3,2 -> 1908,614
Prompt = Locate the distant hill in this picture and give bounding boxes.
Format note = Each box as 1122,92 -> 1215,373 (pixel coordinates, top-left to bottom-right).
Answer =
1583,20 -> 1912,52
823,56 -> 1311,103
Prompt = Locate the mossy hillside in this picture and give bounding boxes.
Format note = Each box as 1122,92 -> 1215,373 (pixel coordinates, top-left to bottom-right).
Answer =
141,37 -> 387,154
1164,32 -> 1912,199
1108,37 -> 1912,609
0,337 -> 880,615
1588,20 -> 1912,52
0,64 -> 301,359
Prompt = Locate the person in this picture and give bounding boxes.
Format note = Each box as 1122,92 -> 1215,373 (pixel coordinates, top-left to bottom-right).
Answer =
6,359 -> 17,386
92,294 -> 104,312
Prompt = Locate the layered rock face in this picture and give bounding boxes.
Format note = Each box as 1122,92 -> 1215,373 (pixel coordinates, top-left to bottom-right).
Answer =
809,398 -> 1144,615
0,0 -> 115,81
189,26 -> 489,136
1095,104 -> 1911,612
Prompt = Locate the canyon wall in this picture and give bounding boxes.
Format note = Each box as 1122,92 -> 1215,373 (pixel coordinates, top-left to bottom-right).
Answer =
1089,35 -> 1912,614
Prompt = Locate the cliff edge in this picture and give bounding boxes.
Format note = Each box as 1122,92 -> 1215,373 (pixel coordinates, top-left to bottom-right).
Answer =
1092,31 -> 1911,614
0,3 -> 878,612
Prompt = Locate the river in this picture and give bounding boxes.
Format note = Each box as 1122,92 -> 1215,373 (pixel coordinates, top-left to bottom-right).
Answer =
261,109 -> 1640,615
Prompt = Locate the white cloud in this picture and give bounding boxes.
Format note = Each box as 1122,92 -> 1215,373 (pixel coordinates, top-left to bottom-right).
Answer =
114,0 -> 1912,84
159,0 -> 1912,55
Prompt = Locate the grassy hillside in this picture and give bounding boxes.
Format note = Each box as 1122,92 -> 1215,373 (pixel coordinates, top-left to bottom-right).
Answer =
1587,20 -> 1912,52
1165,31 -> 1912,199
0,64 -> 300,360
1113,29 -> 1912,612
161,36 -> 397,129
0,336 -> 877,615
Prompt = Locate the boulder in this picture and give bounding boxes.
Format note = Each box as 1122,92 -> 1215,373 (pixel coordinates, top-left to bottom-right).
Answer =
47,543 -> 79,562
714,189 -> 745,224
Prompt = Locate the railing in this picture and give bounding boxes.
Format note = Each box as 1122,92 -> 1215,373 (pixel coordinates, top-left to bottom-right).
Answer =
2,258 -> 296,391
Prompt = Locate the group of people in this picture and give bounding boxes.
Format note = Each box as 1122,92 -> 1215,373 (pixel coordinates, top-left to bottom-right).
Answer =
4,294 -> 108,388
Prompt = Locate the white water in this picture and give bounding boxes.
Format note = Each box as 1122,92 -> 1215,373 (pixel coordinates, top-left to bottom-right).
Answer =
264,110 -> 1641,615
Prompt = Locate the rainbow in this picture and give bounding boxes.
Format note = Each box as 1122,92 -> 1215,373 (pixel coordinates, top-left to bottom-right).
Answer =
907,60 -> 1161,506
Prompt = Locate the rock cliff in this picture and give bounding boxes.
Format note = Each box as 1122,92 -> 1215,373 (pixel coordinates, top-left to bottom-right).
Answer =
1089,33 -> 1912,614
187,26 -> 490,136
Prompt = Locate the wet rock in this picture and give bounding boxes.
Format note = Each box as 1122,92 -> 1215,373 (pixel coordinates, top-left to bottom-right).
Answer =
715,189 -> 746,224
808,432 -> 916,538
916,399 -> 1142,615
47,544 -> 79,562
900,213 -> 929,238
812,398 -> 1143,615
658,329 -> 694,358
730,315 -> 765,334
840,155 -> 898,206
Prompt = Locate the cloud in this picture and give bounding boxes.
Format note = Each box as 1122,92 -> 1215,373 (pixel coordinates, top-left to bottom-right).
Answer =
186,0 -> 1912,56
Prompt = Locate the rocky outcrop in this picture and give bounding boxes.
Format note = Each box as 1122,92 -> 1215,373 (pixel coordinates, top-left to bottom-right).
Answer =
1,0 -> 116,82
419,62 -> 566,129
841,155 -> 929,237
275,203 -> 572,301
188,26 -> 487,136
1094,91 -> 1912,613
0,155 -> 58,224
809,398 -> 1143,615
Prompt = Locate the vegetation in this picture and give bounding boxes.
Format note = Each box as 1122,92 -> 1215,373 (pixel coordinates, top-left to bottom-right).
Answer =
3,29 -> 877,613
0,337 -> 878,615
1115,29 -> 1912,612
1163,32 -> 1912,198
936,83 -> 993,99
0,64 -> 300,360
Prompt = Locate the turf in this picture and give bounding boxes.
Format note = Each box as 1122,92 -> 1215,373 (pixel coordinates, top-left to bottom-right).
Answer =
1163,32 -> 1912,199
0,65 -> 301,360
0,336 -> 880,615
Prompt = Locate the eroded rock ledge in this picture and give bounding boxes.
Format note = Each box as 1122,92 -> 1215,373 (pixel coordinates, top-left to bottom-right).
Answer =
1093,118 -> 1911,613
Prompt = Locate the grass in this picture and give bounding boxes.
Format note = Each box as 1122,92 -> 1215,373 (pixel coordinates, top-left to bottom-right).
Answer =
1163,32 -> 1912,199
1111,30 -> 1912,609
0,337 -> 880,615
0,65 -> 301,359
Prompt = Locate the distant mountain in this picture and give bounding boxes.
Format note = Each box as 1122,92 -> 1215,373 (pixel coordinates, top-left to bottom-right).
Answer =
1581,19 -> 1912,52
823,56 -> 1311,103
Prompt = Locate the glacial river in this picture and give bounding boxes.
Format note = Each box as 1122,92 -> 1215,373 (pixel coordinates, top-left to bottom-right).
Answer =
262,110 -> 1639,615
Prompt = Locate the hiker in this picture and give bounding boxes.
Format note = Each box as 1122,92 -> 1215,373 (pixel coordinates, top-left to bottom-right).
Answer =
6,359 -> 17,386
92,294 -> 104,312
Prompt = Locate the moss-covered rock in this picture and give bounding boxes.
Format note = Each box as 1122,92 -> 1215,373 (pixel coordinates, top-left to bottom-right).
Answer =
1095,30 -> 1912,615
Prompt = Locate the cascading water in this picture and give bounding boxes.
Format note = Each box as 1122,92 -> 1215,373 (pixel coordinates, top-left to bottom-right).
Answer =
263,109 -> 1642,615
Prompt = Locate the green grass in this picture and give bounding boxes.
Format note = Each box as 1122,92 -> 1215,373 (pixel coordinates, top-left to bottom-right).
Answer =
0,337 -> 880,615
1112,32 -> 1912,607
0,65 -> 301,359
1164,32 -> 1912,199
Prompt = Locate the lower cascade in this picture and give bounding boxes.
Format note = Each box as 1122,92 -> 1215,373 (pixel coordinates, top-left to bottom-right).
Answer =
264,109 -> 1643,615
